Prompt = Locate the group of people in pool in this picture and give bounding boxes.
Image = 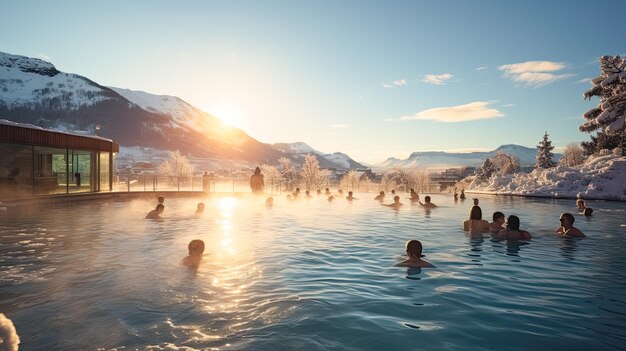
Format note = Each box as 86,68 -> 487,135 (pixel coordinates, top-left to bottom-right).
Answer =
145,196 -> 206,219
462,197 -> 586,239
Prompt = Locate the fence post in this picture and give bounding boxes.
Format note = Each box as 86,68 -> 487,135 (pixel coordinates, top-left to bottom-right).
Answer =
127,174 -> 130,192
178,176 -> 180,192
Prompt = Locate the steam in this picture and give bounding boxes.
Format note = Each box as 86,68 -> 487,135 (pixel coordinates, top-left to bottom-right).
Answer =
0,314 -> 19,351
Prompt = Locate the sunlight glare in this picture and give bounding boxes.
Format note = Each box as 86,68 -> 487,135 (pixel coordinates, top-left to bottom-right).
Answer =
210,101 -> 243,128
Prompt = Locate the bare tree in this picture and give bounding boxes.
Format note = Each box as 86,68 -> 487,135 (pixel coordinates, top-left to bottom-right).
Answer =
261,164 -> 282,193
278,157 -> 296,191
340,170 -> 360,191
561,143 -> 586,166
299,154 -> 330,190
491,152 -> 520,175
158,150 -> 195,181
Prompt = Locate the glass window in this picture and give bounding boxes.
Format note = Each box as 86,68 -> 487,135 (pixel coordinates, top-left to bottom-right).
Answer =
99,152 -> 110,191
34,146 -> 67,195
0,143 -> 34,197
68,150 -> 96,193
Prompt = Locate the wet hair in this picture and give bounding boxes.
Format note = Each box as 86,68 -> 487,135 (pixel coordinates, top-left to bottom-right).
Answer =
561,212 -> 575,224
425,196 -> 431,202
394,195 -> 400,202
348,191 -> 353,196
469,206 -> 482,220
157,196 -> 164,204
493,211 -> 505,222
410,188 -> 415,192
197,203 -> 205,210
406,240 -> 423,258
380,191 -> 385,195
188,239 -> 205,255
156,204 -> 165,211
254,167 -> 261,175
583,208 -> 593,216
506,215 -> 520,231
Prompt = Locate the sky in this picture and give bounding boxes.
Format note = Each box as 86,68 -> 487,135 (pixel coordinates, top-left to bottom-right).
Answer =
1,0 -> 625,163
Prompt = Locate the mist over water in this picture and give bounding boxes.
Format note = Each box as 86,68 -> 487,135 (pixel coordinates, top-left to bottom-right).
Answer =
1,194 -> 625,350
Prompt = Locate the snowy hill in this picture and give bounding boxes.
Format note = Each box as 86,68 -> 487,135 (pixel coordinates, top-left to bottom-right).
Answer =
376,144 -> 560,169
272,142 -> 365,170
468,154 -> 626,201
0,51 -> 285,165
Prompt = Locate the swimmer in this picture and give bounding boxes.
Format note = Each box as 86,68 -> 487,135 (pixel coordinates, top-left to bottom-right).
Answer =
576,198 -> 586,212
317,189 -> 322,196
157,195 -> 165,204
454,192 -> 458,201
305,190 -> 312,198
496,215 -> 531,240
409,188 -> 419,202
489,211 -> 506,231
391,189 -> 396,195
583,207 -> 593,216
556,213 -> 585,237
459,189 -> 466,200
265,197 -> 273,208
473,198 -> 479,206
395,240 -> 434,268
181,239 -> 205,268
346,191 -> 357,201
419,196 -> 437,208
292,188 -> 301,199
338,189 -> 344,195
328,195 -> 335,202
195,202 -> 205,215
374,191 -> 385,201
325,188 -> 331,196
383,195 -> 403,209
463,206 -> 490,234
145,204 -> 164,219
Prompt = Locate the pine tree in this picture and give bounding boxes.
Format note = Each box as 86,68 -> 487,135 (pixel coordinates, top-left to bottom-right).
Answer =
535,131 -> 556,168
580,55 -> 626,155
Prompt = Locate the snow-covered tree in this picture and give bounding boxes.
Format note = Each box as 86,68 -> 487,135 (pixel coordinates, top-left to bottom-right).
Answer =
379,174 -> 395,191
299,154 -> 329,190
277,157 -> 296,191
535,131 -> 557,169
561,143 -> 585,167
340,170 -> 360,191
157,150 -> 195,179
475,158 -> 497,183
580,55 -> 626,155
261,164 -> 282,192
491,152 -> 520,175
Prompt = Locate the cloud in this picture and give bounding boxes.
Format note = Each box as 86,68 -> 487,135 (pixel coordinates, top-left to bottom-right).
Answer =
330,123 -> 350,129
422,73 -> 453,85
474,66 -> 488,71
400,101 -> 504,123
383,79 -> 407,88
501,103 -> 515,107
37,53 -> 51,61
499,60 -> 573,87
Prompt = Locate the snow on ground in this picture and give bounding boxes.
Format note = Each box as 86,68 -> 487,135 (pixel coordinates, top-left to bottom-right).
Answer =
468,154 -> 626,201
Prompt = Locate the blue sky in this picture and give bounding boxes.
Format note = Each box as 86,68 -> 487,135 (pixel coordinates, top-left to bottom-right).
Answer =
1,0 -> 625,163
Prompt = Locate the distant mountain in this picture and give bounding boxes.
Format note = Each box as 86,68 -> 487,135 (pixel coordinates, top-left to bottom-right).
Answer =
0,51 -> 291,165
377,144 -> 561,169
272,142 -> 365,170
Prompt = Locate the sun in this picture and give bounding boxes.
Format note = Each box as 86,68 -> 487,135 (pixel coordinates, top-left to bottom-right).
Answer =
209,101 -> 243,129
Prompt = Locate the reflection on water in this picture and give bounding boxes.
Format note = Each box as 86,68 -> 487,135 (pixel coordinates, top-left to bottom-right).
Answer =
0,194 -> 625,350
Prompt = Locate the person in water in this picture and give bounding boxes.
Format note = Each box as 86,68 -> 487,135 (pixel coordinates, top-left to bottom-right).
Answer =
328,195 -> 335,202
395,240 -> 434,268
325,188 -> 331,196
305,190 -> 313,198
292,188 -> 301,199
496,215 -> 531,240
459,189 -> 466,200
454,191 -> 459,201
583,207 -> 593,216
383,195 -> 403,209
391,189 -> 396,195
195,202 -> 205,215
576,199 -> 586,212
250,167 -> 265,194
409,188 -> 419,202
145,204 -> 165,219
419,196 -> 437,208
346,191 -> 357,201
473,198 -> 479,206
317,189 -> 322,196
374,191 -> 385,201
463,206 -> 490,234
489,211 -> 506,231
265,197 -> 273,208
158,195 -> 165,204
181,239 -> 205,268
556,213 -> 585,237
338,189 -> 344,195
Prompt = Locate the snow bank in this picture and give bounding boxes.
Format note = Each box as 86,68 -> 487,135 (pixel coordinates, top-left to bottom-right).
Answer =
468,155 -> 626,201
0,313 -> 20,351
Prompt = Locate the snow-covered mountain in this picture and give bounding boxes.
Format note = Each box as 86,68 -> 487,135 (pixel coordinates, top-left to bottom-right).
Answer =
0,51 -> 286,164
377,144 -> 560,169
272,142 -> 365,170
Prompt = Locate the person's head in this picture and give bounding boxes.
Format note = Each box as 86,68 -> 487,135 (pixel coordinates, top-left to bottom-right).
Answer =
473,198 -> 479,206
338,189 -> 343,193
188,239 -> 205,256
266,197 -> 273,205
405,240 -> 423,258
576,198 -> 584,206
157,196 -> 164,204
306,190 -> 310,195
394,195 -> 400,203
391,189 -> 396,194
254,167 -> 261,175
348,191 -> 353,196
492,211 -> 505,224
328,195 -> 334,201
410,188 -> 415,193
295,187 -> 300,192
469,206 -> 482,220
506,215 -> 520,231
156,203 -> 165,213
379,191 -> 384,196
196,202 -> 205,212
325,188 -> 329,192
560,213 -> 575,228
583,207 -> 593,216
317,189 -> 321,194
425,196 -> 431,203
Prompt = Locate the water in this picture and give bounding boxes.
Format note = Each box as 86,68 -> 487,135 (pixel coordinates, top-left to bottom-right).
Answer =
1,194 -> 625,350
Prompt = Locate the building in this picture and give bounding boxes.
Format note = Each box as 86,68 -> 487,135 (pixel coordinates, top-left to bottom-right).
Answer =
0,120 -> 119,197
